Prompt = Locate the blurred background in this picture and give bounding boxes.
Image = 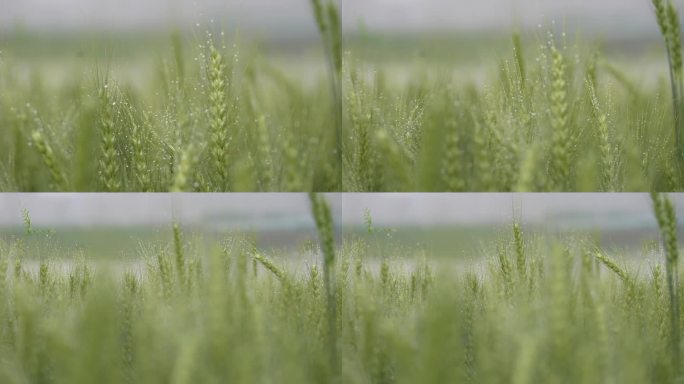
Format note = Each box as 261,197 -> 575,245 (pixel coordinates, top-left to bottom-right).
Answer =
3,0 -> 651,36
2,0 -> 318,35
1,0 -> 668,90
0,193 -> 681,260
2,193 -> 678,229
345,194 -> 684,259
344,0 -> 670,85
344,0 -> 653,35
0,194 -> 340,260
0,0 -> 329,89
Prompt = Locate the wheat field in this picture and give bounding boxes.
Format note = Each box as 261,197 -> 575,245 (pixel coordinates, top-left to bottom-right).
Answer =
0,1 -> 341,192
343,1 -> 684,192
6,1 -> 684,191
2,0 -> 684,382
0,194 -> 679,383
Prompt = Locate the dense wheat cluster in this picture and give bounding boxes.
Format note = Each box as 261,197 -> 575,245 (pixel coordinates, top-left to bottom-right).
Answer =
343,2 -> 684,192
3,0 -> 680,381
0,194 -> 679,383
0,0 -> 342,192
0,47 -> 340,191
3,0 -> 684,193
343,41 -> 674,191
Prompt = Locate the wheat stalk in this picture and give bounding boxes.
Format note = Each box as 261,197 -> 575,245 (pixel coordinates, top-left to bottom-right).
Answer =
513,220 -> 526,279
310,0 -> 342,188
442,117 -> 465,191
170,145 -> 194,192
98,83 -> 120,192
255,115 -> 273,191
653,0 -> 684,168
283,134 -> 303,192
587,78 -> 618,191
207,43 -> 230,191
129,109 -> 151,192
549,44 -> 571,190
594,250 -> 629,283
309,193 -> 339,380
31,130 -> 66,191
652,192 -> 680,371
253,252 -> 287,282
173,223 -> 186,289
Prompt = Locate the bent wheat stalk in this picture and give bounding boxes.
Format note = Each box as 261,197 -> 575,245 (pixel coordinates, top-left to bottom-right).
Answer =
31,130 -> 67,191
253,252 -> 287,282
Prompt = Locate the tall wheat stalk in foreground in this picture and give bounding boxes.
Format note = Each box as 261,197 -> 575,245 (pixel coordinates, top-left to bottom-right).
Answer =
6,201 -> 684,381
310,0 -> 342,186
652,192 -> 681,372
653,0 -> 684,167
549,44 -> 571,190
207,42 -> 230,191
309,193 -> 339,380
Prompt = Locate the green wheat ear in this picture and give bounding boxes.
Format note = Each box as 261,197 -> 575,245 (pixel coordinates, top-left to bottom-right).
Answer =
512,219 -> 525,279
170,145 -> 194,192
668,3 -> 684,167
593,250 -> 629,283
587,78 -> 617,191
172,222 -> 185,288
442,117 -> 465,191
98,83 -> 120,192
253,252 -> 287,282
326,2 -> 342,75
549,44 -> 571,191
654,0 -> 671,38
667,3 -> 683,77
512,32 -> 526,84
310,0 -> 327,34
22,208 -> 32,235
129,109 -> 151,192
653,0 -> 684,167
207,42 -> 230,191
31,130 -> 67,191
310,193 -> 335,269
